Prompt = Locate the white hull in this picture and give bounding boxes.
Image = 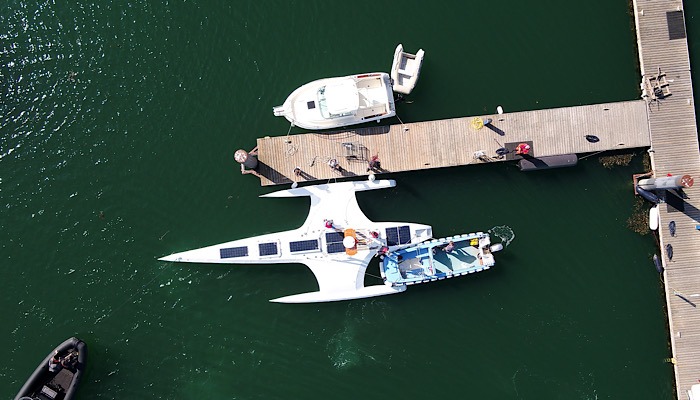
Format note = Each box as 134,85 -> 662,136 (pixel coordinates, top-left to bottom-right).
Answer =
390,44 -> 424,95
273,73 -> 395,130
159,180 -> 433,303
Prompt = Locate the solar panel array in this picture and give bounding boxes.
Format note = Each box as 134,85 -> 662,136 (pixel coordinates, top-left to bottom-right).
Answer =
325,232 -> 344,243
386,226 -> 412,246
325,232 -> 346,254
289,239 -> 319,253
398,226 -> 411,244
220,246 -> 248,259
258,242 -> 278,256
326,242 -> 346,254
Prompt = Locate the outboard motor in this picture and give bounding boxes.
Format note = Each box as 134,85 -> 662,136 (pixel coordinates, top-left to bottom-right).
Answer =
490,243 -> 504,252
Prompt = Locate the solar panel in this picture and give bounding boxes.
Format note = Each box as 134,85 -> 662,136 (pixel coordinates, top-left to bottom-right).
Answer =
386,227 -> 399,246
326,242 -> 346,254
289,239 -> 319,253
386,226 -> 412,246
325,232 -> 344,243
258,242 -> 278,256
220,246 -> 248,259
398,225 -> 411,245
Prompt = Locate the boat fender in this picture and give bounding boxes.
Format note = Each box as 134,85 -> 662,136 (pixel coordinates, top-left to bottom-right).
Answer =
489,243 -> 504,252
649,205 -> 659,231
636,186 -> 660,204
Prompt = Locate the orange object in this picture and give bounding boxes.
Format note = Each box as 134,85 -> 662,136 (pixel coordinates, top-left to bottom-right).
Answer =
344,229 -> 358,256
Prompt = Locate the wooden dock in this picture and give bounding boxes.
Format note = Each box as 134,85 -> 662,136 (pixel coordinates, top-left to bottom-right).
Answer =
633,0 -> 700,398
250,100 -> 650,186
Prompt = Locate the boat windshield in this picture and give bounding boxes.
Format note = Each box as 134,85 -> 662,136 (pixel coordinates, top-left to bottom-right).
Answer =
317,80 -> 359,119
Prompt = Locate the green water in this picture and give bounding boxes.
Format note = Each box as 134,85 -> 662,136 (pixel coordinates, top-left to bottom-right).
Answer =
0,0 -> 685,398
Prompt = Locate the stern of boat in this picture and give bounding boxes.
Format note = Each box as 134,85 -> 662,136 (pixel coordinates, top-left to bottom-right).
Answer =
272,104 -> 287,117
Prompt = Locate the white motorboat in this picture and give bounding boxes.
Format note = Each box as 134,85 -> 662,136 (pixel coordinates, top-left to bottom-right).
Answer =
390,44 -> 424,95
159,180 -> 433,303
272,72 -> 396,130
380,232 -> 502,287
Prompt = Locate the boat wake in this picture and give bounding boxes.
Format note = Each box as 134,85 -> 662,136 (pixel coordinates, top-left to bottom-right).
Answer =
488,225 -> 515,247
327,325 -> 362,369
326,302 -> 386,369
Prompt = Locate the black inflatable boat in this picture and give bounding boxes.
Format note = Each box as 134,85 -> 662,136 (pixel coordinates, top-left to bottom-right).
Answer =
14,337 -> 87,400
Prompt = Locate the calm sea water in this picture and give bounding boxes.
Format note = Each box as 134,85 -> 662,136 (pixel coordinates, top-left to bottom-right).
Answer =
2,1 -> 694,399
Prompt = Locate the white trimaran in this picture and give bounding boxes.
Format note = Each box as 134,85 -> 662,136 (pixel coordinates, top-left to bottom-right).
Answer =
159,180 -> 432,303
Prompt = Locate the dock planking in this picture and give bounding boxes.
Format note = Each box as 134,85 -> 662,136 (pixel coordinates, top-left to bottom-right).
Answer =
253,100 -> 650,186
634,0 -> 700,398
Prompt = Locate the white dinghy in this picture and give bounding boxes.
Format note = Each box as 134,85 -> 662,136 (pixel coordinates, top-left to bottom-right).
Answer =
390,44 -> 425,95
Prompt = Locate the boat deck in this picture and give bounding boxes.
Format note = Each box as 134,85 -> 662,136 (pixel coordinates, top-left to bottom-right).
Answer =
633,1 -> 700,398
252,100 -> 650,186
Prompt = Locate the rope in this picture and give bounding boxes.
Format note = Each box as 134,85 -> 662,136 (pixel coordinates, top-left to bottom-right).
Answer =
284,142 -> 298,157
364,271 -> 384,281
285,121 -> 293,139
396,114 -> 408,132
284,122 -> 298,157
579,143 -> 625,160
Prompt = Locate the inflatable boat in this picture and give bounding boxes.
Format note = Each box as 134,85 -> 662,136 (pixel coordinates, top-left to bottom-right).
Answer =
14,337 -> 87,400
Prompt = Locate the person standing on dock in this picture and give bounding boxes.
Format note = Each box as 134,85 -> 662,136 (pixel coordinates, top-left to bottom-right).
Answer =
328,158 -> 341,171
367,155 -> 381,172
515,143 -> 531,155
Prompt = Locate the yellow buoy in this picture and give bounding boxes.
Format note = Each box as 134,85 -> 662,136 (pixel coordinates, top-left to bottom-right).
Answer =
471,117 -> 484,130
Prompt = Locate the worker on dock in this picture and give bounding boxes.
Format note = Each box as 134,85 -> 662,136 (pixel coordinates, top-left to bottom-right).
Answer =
367,155 -> 381,172
515,143 -> 531,155
328,158 -> 342,171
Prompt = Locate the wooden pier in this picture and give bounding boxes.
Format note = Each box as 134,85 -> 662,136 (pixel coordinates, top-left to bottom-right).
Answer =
249,100 -> 650,186
633,0 -> 700,398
